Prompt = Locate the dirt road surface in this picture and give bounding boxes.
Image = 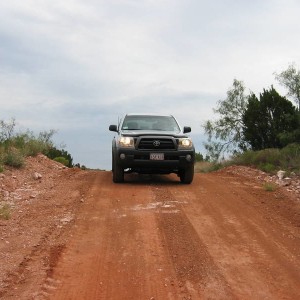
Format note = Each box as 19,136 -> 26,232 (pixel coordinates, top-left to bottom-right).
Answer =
1,162 -> 300,299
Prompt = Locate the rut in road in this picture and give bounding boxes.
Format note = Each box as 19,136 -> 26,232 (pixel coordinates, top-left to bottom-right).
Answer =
153,186 -> 234,297
37,171 -> 300,300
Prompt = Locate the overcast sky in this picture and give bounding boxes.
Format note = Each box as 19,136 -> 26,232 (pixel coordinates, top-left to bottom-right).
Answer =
1,0 -> 299,169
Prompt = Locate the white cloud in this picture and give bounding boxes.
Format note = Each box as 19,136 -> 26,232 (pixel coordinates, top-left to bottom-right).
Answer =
0,0 -> 300,168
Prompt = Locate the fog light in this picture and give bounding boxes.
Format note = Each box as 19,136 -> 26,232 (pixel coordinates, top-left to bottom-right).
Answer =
120,153 -> 126,159
186,154 -> 192,161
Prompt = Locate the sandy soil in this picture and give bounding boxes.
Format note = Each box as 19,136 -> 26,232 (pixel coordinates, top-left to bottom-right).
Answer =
1,156 -> 300,299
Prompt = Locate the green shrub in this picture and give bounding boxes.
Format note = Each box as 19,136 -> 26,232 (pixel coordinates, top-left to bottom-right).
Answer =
281,143 -> 300,156
254,149 -> 281,166
263,182 -> 277,192
258,163 -> 276,173
46,147 -> 73,167
8,132 -> 51,157
0,203 -> 11,220
231,150 -> 255,166
229,144 -> 300,174
22,139 -> 49,157
0,148 -> 3,171
194,161 -> 223,173
195,152 -> 204,162
9,134 -> 26,150
3,149 -> 24,168
53,156 -> 69,167
0,119 -> 77,170
279,143 -> 300,171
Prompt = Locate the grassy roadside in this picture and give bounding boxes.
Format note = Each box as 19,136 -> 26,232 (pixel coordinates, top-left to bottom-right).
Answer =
1,119 -> 74,171
195,143 -> 300,175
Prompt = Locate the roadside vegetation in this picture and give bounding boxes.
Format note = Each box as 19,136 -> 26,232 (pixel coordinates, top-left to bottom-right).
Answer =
199,63 -> 300,175
195,143 -> 300,175
0,203 -> 11,220
229,143 -> 300,174
0,118 -> 73,171
263,182 -> 278,192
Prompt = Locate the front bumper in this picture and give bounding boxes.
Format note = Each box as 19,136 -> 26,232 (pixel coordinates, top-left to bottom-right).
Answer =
115,148 -> 195,173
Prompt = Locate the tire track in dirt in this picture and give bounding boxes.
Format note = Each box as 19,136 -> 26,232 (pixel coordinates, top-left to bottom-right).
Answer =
48,173 -> 184,300
152,186 -> 236,299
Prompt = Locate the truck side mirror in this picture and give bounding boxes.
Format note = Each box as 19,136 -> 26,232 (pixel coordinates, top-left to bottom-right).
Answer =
109,125 -> 118,132
183,126 -> 191,133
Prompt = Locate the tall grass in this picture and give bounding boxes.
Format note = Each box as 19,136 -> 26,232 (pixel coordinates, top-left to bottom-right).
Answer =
230,143 -> 300,174
3,148 -> 24,168
0,120 -> 55,169
194,143 -> 300,175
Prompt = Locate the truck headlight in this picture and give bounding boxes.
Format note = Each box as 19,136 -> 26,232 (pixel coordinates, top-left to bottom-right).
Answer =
119,136 -> 134,148
178,138 -> 193,149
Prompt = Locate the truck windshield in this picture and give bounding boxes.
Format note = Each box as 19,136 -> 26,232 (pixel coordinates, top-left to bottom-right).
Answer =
122,115 -> 180,132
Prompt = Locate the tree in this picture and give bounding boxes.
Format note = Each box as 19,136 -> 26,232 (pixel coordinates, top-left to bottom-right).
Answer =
243,86 -> 299,150
45,147 -> 73,167
195,152 -> 204,162
203,79 -> 249,160
274,63 -> 300,110
0,118 -> 16,143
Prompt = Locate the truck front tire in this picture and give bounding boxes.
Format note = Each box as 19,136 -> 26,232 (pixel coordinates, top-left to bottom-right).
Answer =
112,154 -> 124,183
179,165 -> 194,184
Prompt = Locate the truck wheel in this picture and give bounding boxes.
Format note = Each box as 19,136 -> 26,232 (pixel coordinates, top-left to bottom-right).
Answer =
179,165 -> 194,184
112,155 -> 124,183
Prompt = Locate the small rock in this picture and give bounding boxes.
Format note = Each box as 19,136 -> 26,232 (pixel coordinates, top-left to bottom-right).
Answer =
33,172 -> 42,180
277,170 -> 286,180
60,215 -> 74,224
280,178 -> 292,186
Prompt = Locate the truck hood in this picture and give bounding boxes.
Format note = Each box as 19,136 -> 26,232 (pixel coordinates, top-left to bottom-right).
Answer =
121,129 -> 187,138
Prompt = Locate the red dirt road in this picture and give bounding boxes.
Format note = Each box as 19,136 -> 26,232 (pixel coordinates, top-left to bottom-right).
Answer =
1,165 -> 300,300
46,171 -> 300,300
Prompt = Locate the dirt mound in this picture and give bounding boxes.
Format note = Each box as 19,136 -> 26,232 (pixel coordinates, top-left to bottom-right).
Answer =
0,154 -> 90,299
216,165 -> 300,201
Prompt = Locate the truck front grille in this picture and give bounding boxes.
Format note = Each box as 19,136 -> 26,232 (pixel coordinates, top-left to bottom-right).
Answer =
137,138 -> 176,150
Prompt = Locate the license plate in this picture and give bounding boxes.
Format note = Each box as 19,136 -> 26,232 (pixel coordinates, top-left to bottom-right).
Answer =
150,153 -> 164,160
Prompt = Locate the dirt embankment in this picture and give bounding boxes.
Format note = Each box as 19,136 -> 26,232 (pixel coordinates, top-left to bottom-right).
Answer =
1,156 -> 300,299
0,155 -> 90,299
